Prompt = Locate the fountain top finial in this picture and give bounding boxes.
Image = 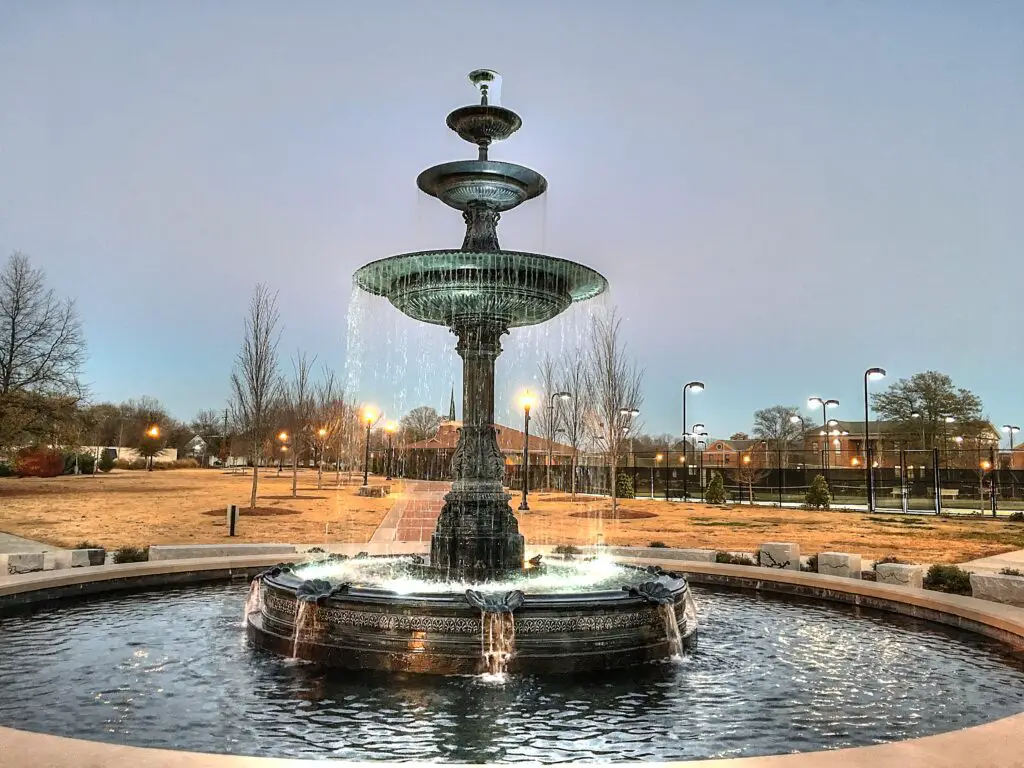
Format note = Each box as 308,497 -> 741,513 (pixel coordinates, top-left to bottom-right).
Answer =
468,69 -> 501,106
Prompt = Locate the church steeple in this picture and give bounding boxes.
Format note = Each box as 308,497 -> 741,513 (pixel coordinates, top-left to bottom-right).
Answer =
448,385 -> 457,422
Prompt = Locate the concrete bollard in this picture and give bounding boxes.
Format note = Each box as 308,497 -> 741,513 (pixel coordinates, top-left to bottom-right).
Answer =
759,542 -> 800,570
969,573 -> 1024,607
817,552 -> 862,579
4,553 -> 45,575
875,563 -> 924,589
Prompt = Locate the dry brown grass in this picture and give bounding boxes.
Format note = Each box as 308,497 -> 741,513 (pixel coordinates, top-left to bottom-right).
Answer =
515,493 -> 1024,564
0,469 -> 399,549
2,473 -> 1023,563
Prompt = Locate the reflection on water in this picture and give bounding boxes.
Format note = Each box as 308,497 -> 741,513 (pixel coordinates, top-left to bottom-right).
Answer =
0,583 -> 1023,762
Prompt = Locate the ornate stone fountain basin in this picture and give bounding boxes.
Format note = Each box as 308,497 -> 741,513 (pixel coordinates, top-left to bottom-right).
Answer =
246,559 -> 696,675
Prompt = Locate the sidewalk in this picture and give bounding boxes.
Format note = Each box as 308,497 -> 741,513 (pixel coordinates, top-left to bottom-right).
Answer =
959,549 -> 1024,574
0,532 -> 62,555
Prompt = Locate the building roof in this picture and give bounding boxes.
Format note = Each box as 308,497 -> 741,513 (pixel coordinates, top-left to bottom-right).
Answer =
405,421 -> 573,455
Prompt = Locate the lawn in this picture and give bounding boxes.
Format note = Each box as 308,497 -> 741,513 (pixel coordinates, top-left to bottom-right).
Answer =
0,469 -> 398,550
1,472 -> 1023,563
515,493 -> 1024,564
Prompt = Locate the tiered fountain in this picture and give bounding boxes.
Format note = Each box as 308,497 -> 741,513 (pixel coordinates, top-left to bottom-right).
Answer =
246,70 -> 697,674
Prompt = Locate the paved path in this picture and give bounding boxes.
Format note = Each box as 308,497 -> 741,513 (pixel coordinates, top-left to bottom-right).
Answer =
0,532 -> 62,554
959,549 -> 1024,574
369,480 -> 449,543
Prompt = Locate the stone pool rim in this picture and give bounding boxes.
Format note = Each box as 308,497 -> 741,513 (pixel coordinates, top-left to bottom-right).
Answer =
0,550 -> 1022,767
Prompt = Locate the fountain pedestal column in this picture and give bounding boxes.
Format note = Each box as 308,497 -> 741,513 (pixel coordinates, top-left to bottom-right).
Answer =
430,319 -> 525,577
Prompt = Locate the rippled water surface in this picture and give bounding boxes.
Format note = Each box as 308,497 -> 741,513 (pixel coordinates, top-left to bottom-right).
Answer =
1,582 -> 1023,762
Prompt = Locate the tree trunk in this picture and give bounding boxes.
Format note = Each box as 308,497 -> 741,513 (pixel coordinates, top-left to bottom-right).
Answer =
317,452 -> 323,490
291,448 -> 298,497
250,461 -> 259,510
570,449 -> 578,501
609,455 -> 618,515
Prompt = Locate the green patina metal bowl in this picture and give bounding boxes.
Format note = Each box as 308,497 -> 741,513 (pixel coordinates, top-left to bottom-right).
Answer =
353,249 -> 607,329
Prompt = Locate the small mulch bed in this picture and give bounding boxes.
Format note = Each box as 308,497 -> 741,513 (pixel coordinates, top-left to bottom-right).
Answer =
260,495 -> 327,501
200,507 -> 301,517
569,509 -> 658,520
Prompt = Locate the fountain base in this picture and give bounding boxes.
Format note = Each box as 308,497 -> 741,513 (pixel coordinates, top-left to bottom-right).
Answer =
246,562 -> 697,675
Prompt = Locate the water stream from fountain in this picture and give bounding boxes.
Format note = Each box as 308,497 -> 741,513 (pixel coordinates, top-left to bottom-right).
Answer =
481,611 -> 516,676
243,579 -> 263,624
658,603 -> 683,658
292,602 -> 317,658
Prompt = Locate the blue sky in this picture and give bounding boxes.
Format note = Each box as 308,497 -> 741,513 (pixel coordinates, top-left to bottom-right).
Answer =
0,1 -> 1021,442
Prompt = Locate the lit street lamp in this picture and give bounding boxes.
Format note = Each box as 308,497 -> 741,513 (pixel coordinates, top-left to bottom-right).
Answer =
385,421 -> 398,480
652,453 -> 663,498
277,431 -> 288,475
145,424 -> 161,471
863,367 -> 886,511
361,406 -> 378,487
681,381 -> 704,500
519,391 -> 536,511
807,397 -> 839,471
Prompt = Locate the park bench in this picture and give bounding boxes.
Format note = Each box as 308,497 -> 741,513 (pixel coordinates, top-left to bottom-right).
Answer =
889,487 -> 959,500
665,488 -> 686,501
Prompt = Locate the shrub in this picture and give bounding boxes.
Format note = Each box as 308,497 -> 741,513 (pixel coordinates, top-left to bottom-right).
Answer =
74,541 -> 104,550
13,447 -> 65,478
112,546 -> 149,564
553,544 -> 583,556
0,461 -> 12,477
923,564 -> 972,595
999,568 -> 1023,577
705,472 -> 726,505
63,452 -> 95,475
648,541 -> 668,548
98,451 -> 115,473
804,474 -> 831,510
716,551 -> 756,566
615,472 -> 634,499
801,554 -> 819,573
1008,511 -> 1024,522
872,555 -> 906,571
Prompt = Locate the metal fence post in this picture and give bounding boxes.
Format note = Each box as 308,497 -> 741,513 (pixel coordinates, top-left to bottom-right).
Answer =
991,446 -> 998,517
933,447 -> 942,515
900,449 -> 909,514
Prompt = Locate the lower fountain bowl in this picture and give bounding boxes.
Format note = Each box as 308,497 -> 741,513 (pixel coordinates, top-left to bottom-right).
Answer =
247,565 -> 696,675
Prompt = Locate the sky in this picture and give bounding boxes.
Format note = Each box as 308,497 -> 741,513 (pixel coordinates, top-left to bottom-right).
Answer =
1,1 -> 1021,443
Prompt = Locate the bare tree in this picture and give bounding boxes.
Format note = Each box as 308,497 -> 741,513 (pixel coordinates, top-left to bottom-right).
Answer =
729,443 -> 770,503
587,309 -> 644,515
400,405 -> 441,443
313,367 -> 347,490
284,351 -> 316,497
533,353 -> 563,491
230,285 -> 282,510
753,405 -> 804,467
0,252 -> 86,448
559,345 -> 591,500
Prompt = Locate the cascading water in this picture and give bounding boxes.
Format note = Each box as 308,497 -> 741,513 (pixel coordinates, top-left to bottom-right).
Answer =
243,578 -> 263,623
291,601 -> 317,658
659,603 -> 683,658
481,611 -> 516,676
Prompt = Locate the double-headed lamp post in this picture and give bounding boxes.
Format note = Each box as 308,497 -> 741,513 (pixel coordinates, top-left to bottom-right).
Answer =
361,406 -> 378,487
385,421 -> 398,481
1003,425 -> 1020,452
808,397 -> 840,470
863,367 -> 886,511
145,425 -> 160,471
681,381 -> 704,500
519,391 -> 537,511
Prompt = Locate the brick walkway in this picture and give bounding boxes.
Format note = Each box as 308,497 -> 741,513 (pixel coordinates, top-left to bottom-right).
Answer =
370,480 -> 449,543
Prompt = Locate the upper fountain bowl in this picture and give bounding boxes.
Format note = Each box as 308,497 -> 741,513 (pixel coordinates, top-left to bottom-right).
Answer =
446,104 -> 522,147
353,249 -> 607,329
417,160 -> 547,212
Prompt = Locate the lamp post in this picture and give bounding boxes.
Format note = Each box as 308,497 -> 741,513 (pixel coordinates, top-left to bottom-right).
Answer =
277,431 -> 288,475
941,415 -> 955,465
652,453 -> 663,498
519,391 -> 536,511
545,391 -> 571,491
808,398 -> 839,470
681,381 -> 704,501
863,367 -> 886,511
145,425 -> 160,471
1002,425 -> 1020,452
385,421 -> 398,480
361,407 -> 378,487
